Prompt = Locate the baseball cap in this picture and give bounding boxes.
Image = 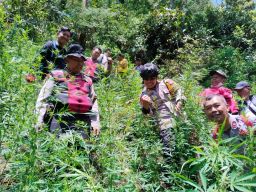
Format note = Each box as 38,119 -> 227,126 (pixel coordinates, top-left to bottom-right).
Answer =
65,44 -> 86,61
234,81 -> 250,90
210,69 -> 227,78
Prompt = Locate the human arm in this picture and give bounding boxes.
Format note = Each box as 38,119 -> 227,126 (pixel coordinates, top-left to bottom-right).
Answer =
39,41 -> 58,79
140,94 -> 154,115
35,77 -> 55,131
165,79 -> 186,112
89,84 -> 101,136
219,87 -> 239,114
25,43 -> 51,82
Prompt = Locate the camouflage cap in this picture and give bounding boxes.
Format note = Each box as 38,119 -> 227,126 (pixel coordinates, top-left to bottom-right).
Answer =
210,69 -> 227,78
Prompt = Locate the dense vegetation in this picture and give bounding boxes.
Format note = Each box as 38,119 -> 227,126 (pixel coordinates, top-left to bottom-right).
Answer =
0,0 -> 255,191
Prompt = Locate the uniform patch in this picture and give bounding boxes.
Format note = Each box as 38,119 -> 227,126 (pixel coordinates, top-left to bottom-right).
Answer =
74,90 -> 86,96
231,121 -> 237,129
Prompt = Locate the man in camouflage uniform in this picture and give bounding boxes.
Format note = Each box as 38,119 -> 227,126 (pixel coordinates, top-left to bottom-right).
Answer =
203,94 -> 248,140
36,44 -> 100,137
200,70 -> 238,114
139,63 -> 185,163
234,81 -> 256,127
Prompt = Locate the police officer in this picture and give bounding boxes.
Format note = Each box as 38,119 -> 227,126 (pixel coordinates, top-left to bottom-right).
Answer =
200,70 -> 239,114
26,27 -> 72,81
203,94 -> 248,140
35,44 -> 100,138
139,63 -> 185,163
234,81 -> 256,126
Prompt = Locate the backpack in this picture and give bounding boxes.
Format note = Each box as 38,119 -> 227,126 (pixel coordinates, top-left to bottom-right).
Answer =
50,70 -> 93,113
163,79 -> 179,98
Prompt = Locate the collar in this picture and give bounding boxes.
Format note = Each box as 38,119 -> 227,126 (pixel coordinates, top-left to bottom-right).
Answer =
92,57 -> 98,63
211,83 -> 223,88
145,81 -> 159,91
65,67 -> 83,76
55,40 -> 64,49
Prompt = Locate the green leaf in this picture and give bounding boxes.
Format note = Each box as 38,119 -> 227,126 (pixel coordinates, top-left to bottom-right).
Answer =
231,154 -> 252,162
199,170 -> 207,191
233,185 -> 252,192
173,173 -> 203,191
236,174 -> 256,183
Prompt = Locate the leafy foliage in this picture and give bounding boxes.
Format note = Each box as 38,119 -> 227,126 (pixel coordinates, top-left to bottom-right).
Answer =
0,0 -> 255,191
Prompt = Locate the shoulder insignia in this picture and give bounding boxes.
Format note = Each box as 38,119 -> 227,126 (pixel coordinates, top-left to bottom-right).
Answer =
163,79 -> 179,97
231,121 -> 237,129
51,70 -> 66,82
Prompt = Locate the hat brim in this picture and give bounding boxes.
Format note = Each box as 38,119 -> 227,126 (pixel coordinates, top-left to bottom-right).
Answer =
234,86 -> 244,90
210,71 -> 227,78
65,53 -> 86,61
234,85 -> 250,90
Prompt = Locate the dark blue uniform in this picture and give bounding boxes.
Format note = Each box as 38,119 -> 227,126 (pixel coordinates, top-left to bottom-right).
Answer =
39,40 -> 67,79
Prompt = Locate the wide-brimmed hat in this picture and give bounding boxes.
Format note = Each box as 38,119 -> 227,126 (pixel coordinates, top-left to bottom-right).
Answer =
234,81 -> 250,90
65,44 -> 86,61
209,69 -> 227,78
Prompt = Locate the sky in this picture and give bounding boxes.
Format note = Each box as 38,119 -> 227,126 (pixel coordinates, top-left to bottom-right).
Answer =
212,0 -> 256,5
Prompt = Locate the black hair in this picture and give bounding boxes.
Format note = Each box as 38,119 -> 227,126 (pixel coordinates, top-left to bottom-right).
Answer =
140,63 -> 159,79
93,46 -> 102,54
58,26 -> 73,37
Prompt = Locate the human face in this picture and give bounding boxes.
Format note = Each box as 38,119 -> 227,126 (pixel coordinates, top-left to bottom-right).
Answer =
117,55 -> 124,61
211,73 -> 225,87
105,50 -> 111,57
66,56 -> 84,74
135,60 -> 142,66
204,96 -> 229,124
57,31 -> 71,47
236,86 -> 251,100
143,77 -> 157,89
91,48 -> 101,60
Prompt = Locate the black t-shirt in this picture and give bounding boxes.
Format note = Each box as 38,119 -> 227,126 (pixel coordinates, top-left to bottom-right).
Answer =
39,40 -> 67,79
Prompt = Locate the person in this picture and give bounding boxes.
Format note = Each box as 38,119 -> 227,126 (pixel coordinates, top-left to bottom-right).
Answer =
26,27 -> 72,81
35,44 -> 100,138
234,81 -> 256,126
200,70 -> 238,114
97,48 -> 113,74
139,63 -> 185,163
116,53 -> 128,74
134,57 -> 143,72
203,94 -> 248,140
84,46 -> 102,82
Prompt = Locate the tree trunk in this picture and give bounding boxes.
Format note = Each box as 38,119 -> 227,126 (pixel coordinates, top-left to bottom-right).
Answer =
83,0 -> 89,8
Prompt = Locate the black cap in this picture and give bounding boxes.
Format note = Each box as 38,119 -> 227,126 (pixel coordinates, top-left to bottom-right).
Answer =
65,44 -> 86,61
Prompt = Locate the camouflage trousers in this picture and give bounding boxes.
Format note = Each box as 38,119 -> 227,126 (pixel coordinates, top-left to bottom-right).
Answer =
158,117 -> 176,164
49,114 -> 91,139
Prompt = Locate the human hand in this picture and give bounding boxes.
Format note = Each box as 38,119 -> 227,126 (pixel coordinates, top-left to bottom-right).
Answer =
25,74 -> 36,82
140,95 -> 152,110
35,123 -> 43,132
239,129 -> 248,136
107,57 -> 113,65
175,101 -> 182,112
92,126 -> 100,136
